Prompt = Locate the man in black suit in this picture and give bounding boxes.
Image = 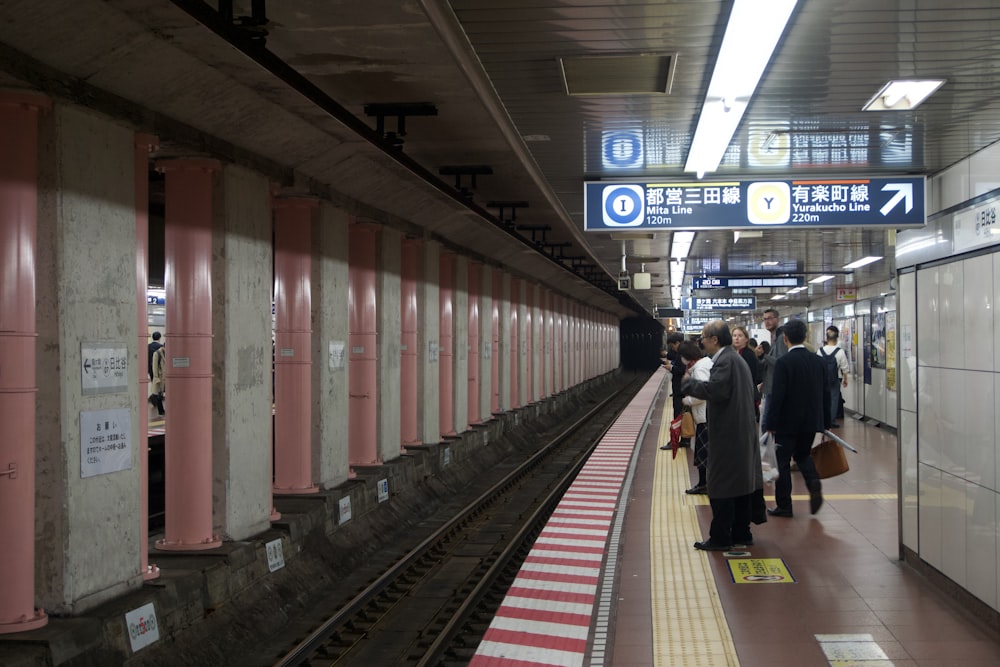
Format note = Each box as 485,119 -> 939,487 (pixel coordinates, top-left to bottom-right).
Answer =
762,318 -> 832,517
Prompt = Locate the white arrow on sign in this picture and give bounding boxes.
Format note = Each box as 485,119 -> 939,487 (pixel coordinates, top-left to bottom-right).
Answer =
880,183 -> 913,216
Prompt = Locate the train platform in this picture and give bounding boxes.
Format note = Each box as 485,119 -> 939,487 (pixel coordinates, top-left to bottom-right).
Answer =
474,374 -> 1000,666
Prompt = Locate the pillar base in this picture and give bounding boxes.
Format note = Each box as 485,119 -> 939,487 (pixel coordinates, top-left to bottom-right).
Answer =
270,507 -> 282,521
272,484 -> 319,495
142,564 -> 161,581
0,609 -> 47,635
154,535 -> 222,551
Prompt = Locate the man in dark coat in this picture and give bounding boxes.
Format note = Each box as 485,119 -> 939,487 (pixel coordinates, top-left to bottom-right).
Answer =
762,318 -> 832,517
682,320 -> 763,550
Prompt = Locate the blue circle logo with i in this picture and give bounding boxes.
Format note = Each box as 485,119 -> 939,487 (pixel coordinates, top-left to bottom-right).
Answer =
602,185 -> 645,227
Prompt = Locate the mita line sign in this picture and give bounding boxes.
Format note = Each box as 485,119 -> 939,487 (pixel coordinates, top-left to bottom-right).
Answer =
584,176 -> 925,231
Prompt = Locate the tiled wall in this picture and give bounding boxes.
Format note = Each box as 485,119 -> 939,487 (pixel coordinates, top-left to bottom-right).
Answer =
905,250 -> 1000,611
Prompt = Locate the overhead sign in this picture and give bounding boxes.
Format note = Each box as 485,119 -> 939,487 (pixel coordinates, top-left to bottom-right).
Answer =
655,307 -> 684,318
693,276 -> 803,289
682,296 -> 756,310
81,342 -> 129,395
584,176 -> 925,231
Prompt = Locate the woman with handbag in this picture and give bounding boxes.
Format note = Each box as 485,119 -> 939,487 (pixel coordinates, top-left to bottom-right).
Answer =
679,340 -> 712,494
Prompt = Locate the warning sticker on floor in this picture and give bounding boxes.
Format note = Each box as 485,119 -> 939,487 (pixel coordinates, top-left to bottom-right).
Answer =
727,558 -> 795,583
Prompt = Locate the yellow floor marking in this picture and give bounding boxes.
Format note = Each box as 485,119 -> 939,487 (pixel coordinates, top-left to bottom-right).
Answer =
728,558 -> 795,584
649,407 -> 739,667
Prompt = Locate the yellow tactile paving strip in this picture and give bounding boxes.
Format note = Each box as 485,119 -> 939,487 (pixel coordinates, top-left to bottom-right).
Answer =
649,407 -> 740,667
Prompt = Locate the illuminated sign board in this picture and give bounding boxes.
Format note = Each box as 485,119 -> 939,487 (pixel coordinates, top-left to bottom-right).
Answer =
693,276 -> 803,289
682,297 -> 757,310
583,177 -> 925,231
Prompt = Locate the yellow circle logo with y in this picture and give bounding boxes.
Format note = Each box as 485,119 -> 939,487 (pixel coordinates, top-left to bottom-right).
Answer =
747,181 -> 791,225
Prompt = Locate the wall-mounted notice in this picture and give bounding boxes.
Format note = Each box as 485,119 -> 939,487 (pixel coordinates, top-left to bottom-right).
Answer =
265,538 -> 285,572
125,602 -> 160,652
338,496 -> 352,524
81,342 -> 129,395
81,408 -> 132,478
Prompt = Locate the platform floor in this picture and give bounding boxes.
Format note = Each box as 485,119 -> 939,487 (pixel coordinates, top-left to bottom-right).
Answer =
613,398 -> 1000,666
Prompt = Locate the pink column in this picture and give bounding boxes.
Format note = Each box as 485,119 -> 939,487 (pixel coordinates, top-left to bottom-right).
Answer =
400,238 -> 420,448
273,198 -> 318,493
134,134 -> 160,580
524,285 -> 534,403
348,223 -> 379,467
438,251 -> 456,437
155,158 -> 221,552
490,269 -> 501,415
509,278 -> 519,409
0,91 -> 49,634
468,262 -> 481,424
544,291 -> 553,397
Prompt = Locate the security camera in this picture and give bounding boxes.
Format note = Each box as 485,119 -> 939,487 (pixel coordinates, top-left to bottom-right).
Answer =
617,274 -> 631,291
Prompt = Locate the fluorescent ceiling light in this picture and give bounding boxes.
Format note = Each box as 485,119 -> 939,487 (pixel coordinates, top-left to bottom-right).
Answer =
669,261 -> 686,286
760,260 -> 779,266
771,294 -> 787,300
808,274 -> 835,284
843,256 -> 882,269
863,80 -> 945,111
684,0 -> 797,175
670,231 -> 696,259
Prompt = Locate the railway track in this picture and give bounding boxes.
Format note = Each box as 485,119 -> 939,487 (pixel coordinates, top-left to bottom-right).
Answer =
270,375 -> 648,666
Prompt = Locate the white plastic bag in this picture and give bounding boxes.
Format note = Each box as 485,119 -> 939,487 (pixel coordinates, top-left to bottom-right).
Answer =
760,432 -> 779,485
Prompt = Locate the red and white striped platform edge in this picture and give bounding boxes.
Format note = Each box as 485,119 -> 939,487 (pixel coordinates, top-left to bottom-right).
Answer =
470,370 -> 666,667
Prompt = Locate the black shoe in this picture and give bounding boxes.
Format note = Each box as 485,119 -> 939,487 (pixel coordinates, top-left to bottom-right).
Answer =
732,539 -> 753,549
767,507 -> 793,517
693,539 -> 732,551
685,485 -> 707,495
659,444 -> 671,450
830,422 -> 841,428
809,484 -> 824,514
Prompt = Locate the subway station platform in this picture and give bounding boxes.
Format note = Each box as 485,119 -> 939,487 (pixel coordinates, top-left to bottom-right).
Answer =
476,373 -> 1000,666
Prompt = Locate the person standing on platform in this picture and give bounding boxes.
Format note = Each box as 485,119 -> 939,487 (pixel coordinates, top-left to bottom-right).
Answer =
758,308 -> 788,429
149,342 -> 166,416
762,318 -> 832,517
678,340 -> 711,495
147,331 -> 162,380
682,320 -> 762,550
817,325 -> 850,427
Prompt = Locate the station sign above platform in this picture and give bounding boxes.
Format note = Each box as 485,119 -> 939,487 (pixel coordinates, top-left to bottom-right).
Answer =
682,296 -> 757,311
584,176 -> 925,231
693,276 -> 803,289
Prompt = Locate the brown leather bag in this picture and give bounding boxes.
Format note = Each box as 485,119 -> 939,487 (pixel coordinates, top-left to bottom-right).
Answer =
680,411 -> 696,439
812,438 -> 849,478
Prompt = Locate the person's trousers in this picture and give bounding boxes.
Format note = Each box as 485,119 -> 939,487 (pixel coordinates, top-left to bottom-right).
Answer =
774,432 -> 821,510
709,492 -> 753,546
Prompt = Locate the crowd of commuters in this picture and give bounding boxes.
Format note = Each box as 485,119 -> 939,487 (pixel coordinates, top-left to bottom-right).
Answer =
665,309 -> 843,551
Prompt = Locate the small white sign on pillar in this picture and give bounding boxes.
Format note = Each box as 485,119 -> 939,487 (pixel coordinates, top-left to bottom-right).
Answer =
377,479 -> 389,503
338,496 -> 352,524
81,342 -> 129,395
125,602 -> 160,652
80,408 -> 132,478
265,538 -> 285,572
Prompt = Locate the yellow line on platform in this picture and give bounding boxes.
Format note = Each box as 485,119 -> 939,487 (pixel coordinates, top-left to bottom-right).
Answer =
649,407 -> 739,667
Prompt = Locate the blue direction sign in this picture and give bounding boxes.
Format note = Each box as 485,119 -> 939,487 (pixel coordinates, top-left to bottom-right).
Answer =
584,177 -> 925,231
683,297 -> 757,310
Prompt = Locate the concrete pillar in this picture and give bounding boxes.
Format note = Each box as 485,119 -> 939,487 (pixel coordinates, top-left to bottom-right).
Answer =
312,203 -> 350,485
416,242 -> 440,444
273,197 -> 318,493
212,166 -> 276,537
478,262 -> 493,422
400,238 -> 420,447
439,251 -> 456,437
453,256 -> 469,433
376,228 -> 401,462
348,222 -> 379,467
467,261 -> 482,424
0,91 -> 50,633
156,158 -> 221,551
134,134 -> 160,580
